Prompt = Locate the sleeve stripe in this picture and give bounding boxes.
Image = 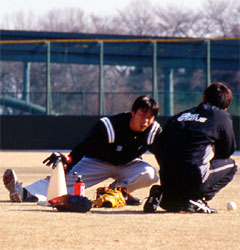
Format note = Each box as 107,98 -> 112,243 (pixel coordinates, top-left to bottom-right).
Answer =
147,121 -> 160,145
100,117 -> 115,143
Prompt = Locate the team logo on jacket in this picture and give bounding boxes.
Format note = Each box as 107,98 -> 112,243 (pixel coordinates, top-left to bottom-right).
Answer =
177,112 -> 207,123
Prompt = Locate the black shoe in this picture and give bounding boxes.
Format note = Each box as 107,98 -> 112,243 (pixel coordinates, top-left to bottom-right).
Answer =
183,199 -> 217,214
126,196 -> 142,206
119,187 -> 142,206
143,185 -> 163,213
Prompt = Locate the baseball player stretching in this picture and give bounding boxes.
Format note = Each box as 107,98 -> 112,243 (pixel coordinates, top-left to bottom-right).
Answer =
3,95 -> 162,205
144,82 -> 238,213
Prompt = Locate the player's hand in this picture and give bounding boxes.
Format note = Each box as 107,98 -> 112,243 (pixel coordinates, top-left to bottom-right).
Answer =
43,152 -> 69,169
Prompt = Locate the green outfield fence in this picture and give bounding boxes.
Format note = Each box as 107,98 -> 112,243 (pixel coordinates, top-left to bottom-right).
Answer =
0,91 -> 239,116
0,30 -> 239,149
0,30 -> 239,117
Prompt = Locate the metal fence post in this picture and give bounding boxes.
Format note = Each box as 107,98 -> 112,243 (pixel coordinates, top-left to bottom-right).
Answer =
23,62 -> 31,103
152,41 -> 158,103
99,41 -> 105,116
46,42 -> 52,115
164,68 -> 174,116
206,40 -> 211,87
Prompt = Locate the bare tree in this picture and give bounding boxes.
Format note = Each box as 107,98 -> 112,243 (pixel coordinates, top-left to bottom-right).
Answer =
200,0 -> 240,37
1,11 -> 37,30
114,0 -> 158,35
89,15 -> 117,34
37,8 -> 88,32
154,6 -> 203,37
153,0 -> 240,38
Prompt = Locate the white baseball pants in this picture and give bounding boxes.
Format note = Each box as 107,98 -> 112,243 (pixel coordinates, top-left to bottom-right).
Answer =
25,157 -> 158,201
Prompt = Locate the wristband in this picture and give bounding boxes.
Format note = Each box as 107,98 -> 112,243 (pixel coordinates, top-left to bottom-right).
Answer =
65,155 -> 72,164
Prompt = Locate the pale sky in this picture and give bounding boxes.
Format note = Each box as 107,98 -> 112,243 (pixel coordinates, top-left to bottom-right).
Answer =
0,0 -> 207,19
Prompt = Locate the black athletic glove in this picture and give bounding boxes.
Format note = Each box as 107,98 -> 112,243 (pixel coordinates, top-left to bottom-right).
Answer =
43,152 -> 70,169
48,194 -> 92,213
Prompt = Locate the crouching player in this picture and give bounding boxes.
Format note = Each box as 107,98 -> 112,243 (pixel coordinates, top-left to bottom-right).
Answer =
144,82 -> 238,213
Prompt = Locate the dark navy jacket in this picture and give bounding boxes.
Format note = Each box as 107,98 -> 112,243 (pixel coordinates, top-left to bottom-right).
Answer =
69,112 -> 162,169
154,103 -> 236,182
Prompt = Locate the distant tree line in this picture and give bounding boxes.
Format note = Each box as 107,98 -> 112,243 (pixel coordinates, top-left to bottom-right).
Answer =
0,0 -> 239,115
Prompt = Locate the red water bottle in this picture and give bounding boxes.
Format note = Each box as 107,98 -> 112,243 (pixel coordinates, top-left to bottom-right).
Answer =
73,172 -> 85,196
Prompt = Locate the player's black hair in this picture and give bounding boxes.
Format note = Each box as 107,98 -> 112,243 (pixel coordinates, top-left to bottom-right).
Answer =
203,82 -> 233,109
131,95 -> 159,117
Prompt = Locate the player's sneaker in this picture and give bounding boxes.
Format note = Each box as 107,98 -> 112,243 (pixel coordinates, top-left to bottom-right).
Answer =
184,199 -> 217,214
3,169 -> 23,202
119,187 -> 142,206
143,185 -> 163,213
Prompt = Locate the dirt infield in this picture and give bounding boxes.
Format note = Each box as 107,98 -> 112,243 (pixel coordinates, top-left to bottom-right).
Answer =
0,151 -> 239,250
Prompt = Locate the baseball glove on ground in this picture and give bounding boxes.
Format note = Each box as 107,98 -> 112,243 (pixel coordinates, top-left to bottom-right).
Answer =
49,194 -> 92,213
92,186 -> 126,208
